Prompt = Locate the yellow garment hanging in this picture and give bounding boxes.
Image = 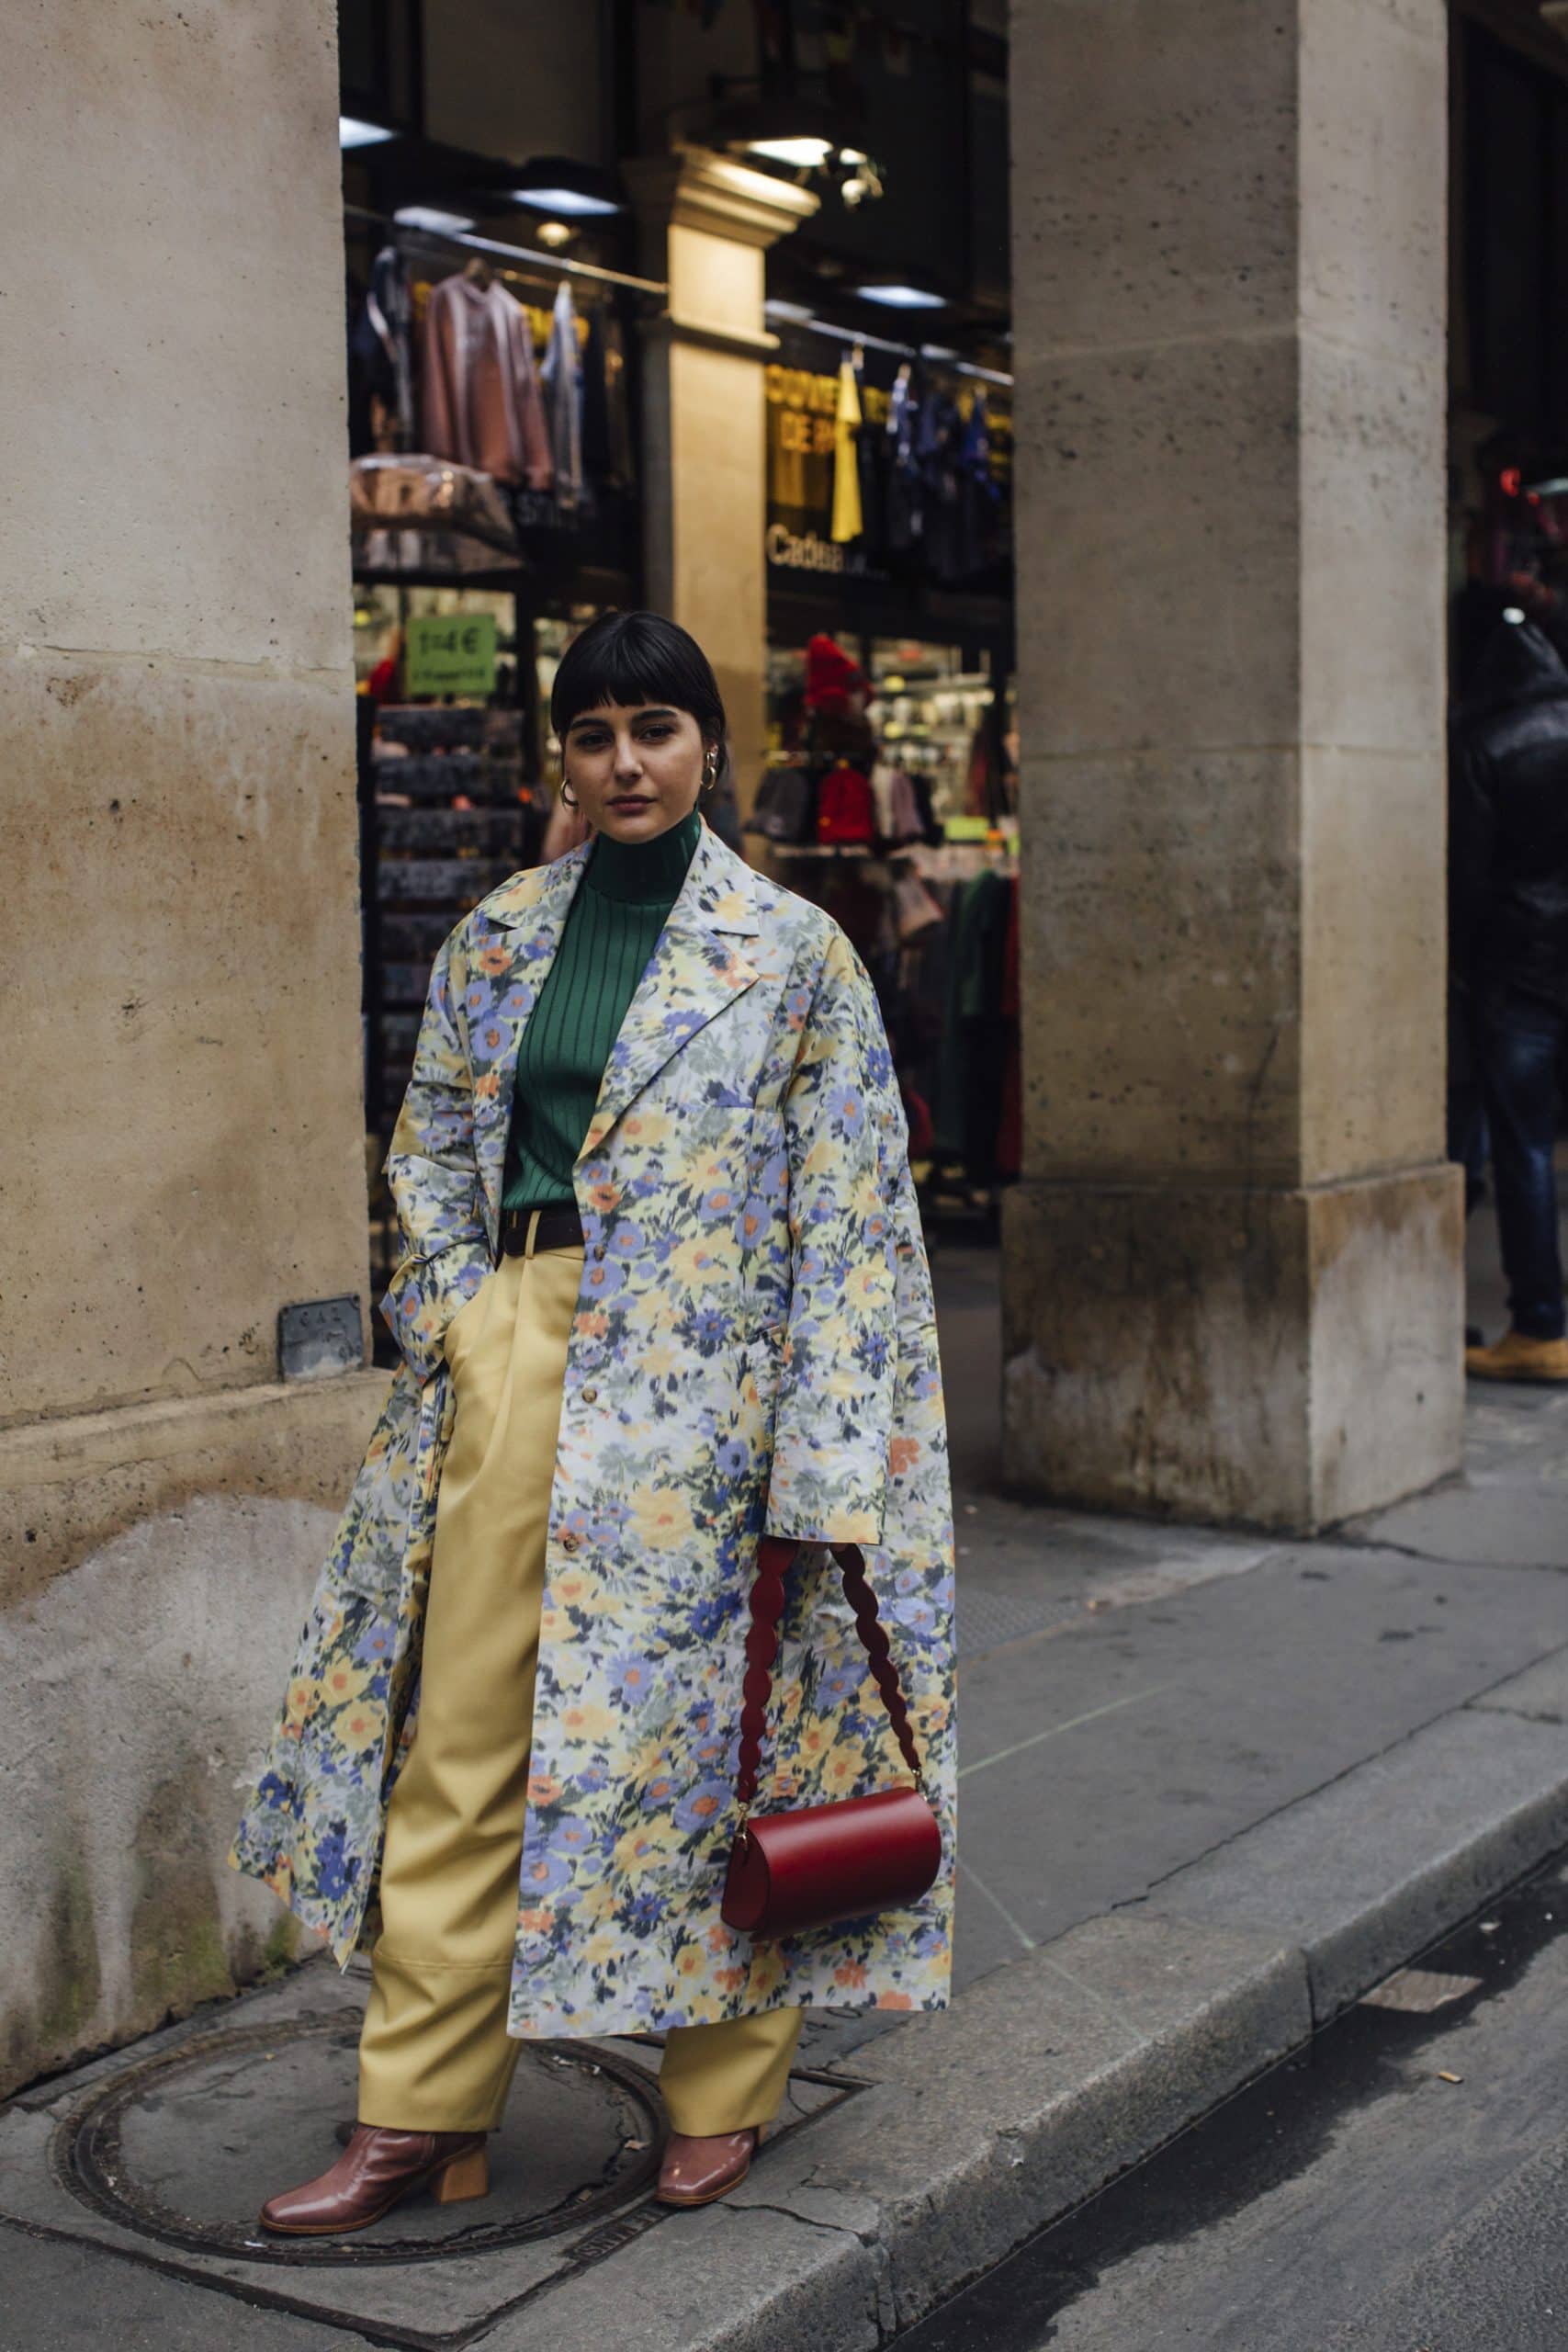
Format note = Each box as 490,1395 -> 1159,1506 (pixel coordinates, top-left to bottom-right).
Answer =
830,356 -> 863,544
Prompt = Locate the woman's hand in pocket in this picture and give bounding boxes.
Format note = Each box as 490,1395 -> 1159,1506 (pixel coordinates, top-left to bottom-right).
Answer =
441,1273 -> 494,1378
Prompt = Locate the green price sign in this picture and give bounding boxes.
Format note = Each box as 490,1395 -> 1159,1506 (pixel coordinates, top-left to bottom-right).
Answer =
405,611 -> 498,698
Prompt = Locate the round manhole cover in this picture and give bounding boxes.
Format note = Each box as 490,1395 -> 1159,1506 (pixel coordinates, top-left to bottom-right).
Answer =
54,2011 -> 663,2264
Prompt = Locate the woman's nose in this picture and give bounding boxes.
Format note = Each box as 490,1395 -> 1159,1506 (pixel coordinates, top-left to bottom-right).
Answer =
614,739 -> 644,783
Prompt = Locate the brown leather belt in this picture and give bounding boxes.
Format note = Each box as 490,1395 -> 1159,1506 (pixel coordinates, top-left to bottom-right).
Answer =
500,1201 -> 585,1257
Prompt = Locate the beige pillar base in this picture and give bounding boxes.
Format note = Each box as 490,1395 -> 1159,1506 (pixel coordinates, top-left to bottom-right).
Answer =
1001,1165 -> 1464,1533
0,1370 -> 389,2095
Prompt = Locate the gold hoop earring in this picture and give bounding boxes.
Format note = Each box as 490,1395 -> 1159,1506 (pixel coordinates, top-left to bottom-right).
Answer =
560,776 -> 580,809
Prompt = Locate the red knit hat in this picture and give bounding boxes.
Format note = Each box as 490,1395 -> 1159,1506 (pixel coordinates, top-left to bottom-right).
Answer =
805,633 -> 866,714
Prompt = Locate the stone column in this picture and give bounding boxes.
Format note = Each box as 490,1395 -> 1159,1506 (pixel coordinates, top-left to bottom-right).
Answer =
1002,0 -> 1461,1530
0,2 -> 384,2090
626,149 -> 818,811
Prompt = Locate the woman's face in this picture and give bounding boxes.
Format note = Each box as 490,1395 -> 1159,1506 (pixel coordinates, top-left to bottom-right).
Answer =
562,700 -> 710,842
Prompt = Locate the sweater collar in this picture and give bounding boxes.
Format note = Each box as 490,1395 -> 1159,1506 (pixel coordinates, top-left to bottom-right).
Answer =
584,804 -> 704,904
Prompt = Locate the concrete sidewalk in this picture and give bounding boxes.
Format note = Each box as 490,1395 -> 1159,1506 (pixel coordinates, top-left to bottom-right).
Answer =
5,1232 -> 1568,2352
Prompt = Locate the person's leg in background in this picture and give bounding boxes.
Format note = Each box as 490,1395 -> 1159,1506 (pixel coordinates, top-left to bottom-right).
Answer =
1468,988 -> 1568,1380
1447,981 -> 1490,1217
1447,982 -> 1492,1350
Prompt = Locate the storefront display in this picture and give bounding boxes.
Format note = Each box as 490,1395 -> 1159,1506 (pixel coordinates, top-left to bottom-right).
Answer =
345,217 -> 642,568
764,325 -> 1012,598
752,626 -> 1021,1231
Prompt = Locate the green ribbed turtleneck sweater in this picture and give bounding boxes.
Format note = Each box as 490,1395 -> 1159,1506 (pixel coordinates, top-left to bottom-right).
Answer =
502,807 -> 704,1213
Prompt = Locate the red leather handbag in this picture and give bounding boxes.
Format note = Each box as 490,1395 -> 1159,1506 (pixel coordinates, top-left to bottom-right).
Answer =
720,1536 -> 942,1939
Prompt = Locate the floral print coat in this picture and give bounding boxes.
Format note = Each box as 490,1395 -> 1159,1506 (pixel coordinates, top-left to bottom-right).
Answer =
230,820 -> 956,2034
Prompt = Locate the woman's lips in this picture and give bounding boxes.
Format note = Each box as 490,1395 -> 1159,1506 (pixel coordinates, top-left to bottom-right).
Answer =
609,797 -> 652,809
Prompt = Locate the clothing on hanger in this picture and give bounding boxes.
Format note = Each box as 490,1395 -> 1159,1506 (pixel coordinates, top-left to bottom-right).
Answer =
956,389 -> 1002,580
830,356 -> 863,545
886,361 -> 923,554
420,268 -> 553,490
894,871 -> 944,944
931,868 -> 1010,1176
856,381 -> 886,557
349,246 -> 414,456
744,764 -> 816,843
540,280 -> 584,511
581,302 -> 636,491
817,759 -> 876,844
916,386 -> 964,583
908,766 -> 945,847
870,758 -> 925,847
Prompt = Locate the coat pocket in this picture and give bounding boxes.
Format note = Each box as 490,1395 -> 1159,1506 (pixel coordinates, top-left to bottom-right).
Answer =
441,1265 -> 497,1383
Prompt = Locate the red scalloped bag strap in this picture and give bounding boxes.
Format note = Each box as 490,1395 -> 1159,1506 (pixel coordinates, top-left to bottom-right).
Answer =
734,1534 -> 926,1808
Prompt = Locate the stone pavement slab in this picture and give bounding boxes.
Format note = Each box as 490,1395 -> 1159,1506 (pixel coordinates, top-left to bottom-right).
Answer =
1472,1639 -> 1568,1723
1347,1388 -> 1568,1569
1144,1705 -> 1568,2019
947,1538 -> 1568,1981
0,2219 -> 375,2351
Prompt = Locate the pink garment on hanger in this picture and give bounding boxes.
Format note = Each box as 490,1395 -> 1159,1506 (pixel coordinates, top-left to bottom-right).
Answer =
421,273 -> 554,490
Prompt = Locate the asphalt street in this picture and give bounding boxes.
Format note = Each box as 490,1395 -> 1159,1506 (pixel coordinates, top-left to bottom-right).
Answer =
895,1855 -> 1568,2351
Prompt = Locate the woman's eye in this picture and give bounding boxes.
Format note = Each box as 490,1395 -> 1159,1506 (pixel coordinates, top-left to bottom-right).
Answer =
639,726 -> 674,741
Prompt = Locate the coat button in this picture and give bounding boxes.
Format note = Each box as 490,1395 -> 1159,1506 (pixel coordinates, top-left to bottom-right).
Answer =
581,1385 -> 599,1404
559,1532 -> 581,1554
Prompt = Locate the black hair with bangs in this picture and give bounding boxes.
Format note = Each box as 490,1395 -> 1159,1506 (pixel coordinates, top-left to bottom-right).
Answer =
551,609 -> 729,778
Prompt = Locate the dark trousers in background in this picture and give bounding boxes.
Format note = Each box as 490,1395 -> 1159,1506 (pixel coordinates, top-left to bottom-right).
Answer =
1450,988 -> 1567,1341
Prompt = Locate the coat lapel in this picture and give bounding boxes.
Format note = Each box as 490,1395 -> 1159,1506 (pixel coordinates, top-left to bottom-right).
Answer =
581,821 -> 761,1160
467,823 -> 761,1235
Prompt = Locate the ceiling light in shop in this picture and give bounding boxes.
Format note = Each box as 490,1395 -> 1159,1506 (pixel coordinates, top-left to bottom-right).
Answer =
394,206 -> 476,233
763,299 -> 817,322
506,160 -> 623,218
535,221 -> 575,250
854,284 -> 945,310
745,135 -> 834,166
511,185 -> 620,216
340,116 -> 397,148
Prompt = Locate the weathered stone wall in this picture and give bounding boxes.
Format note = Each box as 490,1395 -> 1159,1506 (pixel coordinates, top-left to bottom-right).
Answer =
1003,0 -> 1461,1528
0,0 -> 384,2093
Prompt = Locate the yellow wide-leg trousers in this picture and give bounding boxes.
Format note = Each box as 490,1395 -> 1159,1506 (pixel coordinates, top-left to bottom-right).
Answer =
356,1212 -> 803,2136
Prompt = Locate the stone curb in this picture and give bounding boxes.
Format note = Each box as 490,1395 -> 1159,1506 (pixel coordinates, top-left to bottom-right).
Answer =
1144,1695 -> 1568,2026
487,1653 -> 1568,2352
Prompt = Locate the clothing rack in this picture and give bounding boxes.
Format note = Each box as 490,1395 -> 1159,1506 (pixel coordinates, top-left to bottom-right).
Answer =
763,303 -> 1013,390
344,203 -> 670,301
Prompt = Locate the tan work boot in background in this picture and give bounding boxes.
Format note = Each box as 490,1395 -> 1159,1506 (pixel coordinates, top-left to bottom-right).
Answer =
1465,1329 -> 1568,1383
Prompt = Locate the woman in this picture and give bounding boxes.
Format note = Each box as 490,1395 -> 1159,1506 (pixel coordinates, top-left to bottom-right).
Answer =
231,610 -> 956,2231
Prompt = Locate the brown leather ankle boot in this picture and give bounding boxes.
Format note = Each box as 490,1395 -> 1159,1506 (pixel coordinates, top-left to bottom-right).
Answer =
258,2123 -> 490,2235
656,2124 -> 761,2207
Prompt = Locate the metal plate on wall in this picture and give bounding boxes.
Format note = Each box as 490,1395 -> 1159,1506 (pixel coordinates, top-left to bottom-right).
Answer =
279,1295 -> 364,1380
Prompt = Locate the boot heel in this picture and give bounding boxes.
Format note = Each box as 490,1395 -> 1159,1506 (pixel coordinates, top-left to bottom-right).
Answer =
432,2144 -> 490,2205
